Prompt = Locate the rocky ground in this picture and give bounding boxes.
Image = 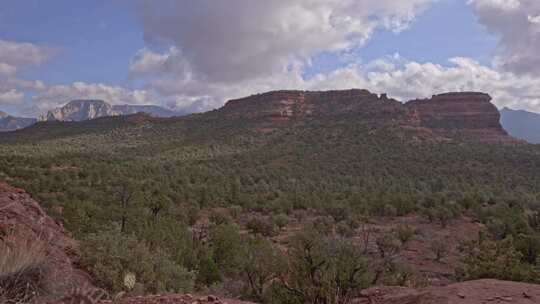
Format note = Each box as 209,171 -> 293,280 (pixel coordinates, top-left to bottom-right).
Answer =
356,279 -> 540,304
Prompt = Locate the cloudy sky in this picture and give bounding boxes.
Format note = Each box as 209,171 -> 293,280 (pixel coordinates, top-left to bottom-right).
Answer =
1,0 -> 540,117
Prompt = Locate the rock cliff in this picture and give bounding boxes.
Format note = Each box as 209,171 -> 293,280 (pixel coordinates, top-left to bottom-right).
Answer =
220,89 -> 406,123
218,89 -> 515,142
406,92 -> 511,142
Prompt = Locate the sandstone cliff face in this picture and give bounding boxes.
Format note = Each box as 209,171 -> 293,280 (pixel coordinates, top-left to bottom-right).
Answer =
406,92 -> 511,141
220,89 -> 406,123
218,89 -> 515,142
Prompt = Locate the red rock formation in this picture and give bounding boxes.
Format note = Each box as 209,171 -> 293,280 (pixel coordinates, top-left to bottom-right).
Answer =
219,89 -> 406,123
218,89 -> 516,143
406,92 -> 513,142
0,182 -> 91,288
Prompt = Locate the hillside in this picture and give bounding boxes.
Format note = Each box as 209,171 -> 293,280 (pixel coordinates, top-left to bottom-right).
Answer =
1,89 -> 540,302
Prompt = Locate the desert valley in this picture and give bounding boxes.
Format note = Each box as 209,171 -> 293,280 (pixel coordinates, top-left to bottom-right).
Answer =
3,1 -> 540,303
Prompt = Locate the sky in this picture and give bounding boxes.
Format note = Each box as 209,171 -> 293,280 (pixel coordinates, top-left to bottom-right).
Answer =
1,0 -> 540,117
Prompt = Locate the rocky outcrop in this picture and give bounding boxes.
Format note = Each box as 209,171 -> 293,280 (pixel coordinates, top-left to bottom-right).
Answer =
0,182 -> 91,287
43,100 -> 179,122
220,89 -> 406,123
406,92 -> 512,142
356,279 -> 540,304
0,112 -> 37,132
218,89 -> 515,142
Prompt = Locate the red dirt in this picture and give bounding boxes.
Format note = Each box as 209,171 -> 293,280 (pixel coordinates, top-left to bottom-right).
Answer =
101,294 -> 253,304
356,279 -> 540,304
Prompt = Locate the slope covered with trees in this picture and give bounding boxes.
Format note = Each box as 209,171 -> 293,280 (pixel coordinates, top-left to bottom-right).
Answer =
1,90 -> 540,301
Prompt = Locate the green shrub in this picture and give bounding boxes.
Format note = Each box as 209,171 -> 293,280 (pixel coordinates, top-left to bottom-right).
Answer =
247,216 -> 278,237
274,231 -> 373,304
81,230 -> 194,293
240,236 -> 286,301
456,236 -> 535,282
393,225 -> 415,245
430,238 -> 449,262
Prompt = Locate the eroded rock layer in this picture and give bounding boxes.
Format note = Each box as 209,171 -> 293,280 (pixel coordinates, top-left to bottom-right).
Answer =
219,89 -> 515,142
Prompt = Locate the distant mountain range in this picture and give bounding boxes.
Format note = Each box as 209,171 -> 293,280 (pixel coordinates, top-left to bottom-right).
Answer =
42,100 -> 179,122
0,111 -> 37,132
500,107 -> 540,144
0,100 -> 181,132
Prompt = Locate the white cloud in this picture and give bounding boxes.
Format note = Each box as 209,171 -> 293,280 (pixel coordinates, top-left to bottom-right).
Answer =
0,40 -> 54,110
0,89 -> 24,105
306,56 -> 540,112
469,0 -> 540,75
132,0 -> 436,110
136,0 -> 435,83
0,63 -> 17,77
0,40 -> 53,68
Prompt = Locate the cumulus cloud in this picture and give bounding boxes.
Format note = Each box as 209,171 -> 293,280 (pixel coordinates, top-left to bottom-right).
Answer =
0,40 -> 54,76
0,40 -> 53,110
0,89 -> 24,105
353,56 -> 540,111
136,0 -> 434,83
132,0 -> 435,109
469,0 -> 540,75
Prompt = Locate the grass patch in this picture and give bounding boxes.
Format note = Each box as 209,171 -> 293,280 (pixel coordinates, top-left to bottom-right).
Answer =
0,239 -> 50,304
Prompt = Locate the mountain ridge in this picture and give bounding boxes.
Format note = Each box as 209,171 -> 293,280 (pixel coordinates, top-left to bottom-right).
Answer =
500,107 -> 540,144
0,112 -> 37,132
217,89 -> 514,143
43,99 -> 179,122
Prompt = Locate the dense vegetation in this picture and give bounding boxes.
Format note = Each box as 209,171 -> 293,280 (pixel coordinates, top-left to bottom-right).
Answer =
2,112 -> 540,301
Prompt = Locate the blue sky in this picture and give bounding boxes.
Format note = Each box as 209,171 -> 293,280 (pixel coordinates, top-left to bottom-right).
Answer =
1,0 -> 540,116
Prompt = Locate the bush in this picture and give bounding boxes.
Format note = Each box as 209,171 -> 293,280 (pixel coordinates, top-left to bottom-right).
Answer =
393,225 -> 415,245
240,236 -> 286,301
247,216 -> 278,237
275,231 -> 373,304
456,236 -> 535,282
375,232 -> 402,259
81,230 -> 194,293
430,238 -> 449,262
